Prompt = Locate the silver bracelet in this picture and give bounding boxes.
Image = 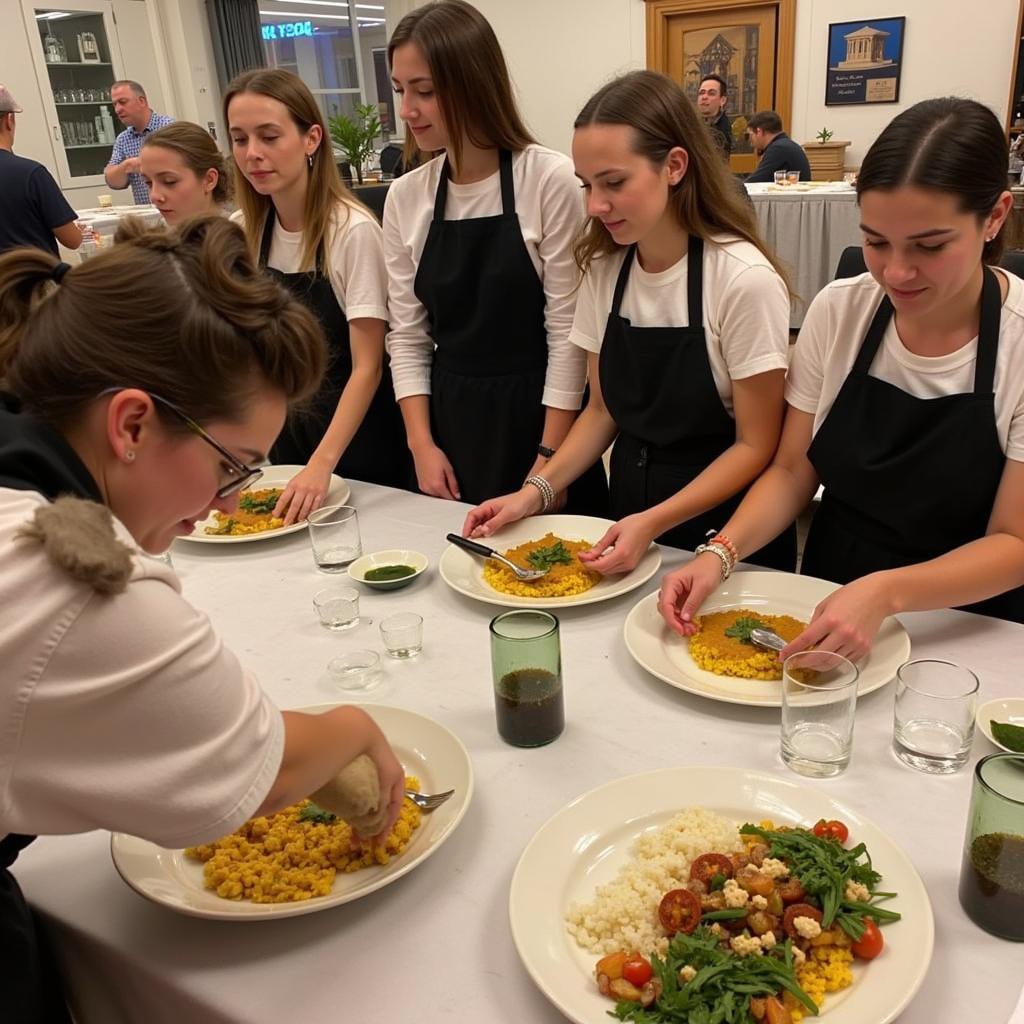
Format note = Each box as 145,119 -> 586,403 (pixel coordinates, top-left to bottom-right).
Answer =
694,542 -> 732,581
524,475 -> 555,513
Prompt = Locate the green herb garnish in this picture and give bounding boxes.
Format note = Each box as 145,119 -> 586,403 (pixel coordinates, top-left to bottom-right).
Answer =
724,615 -> 768,645
525,540 -> 574,571
708,872 -> 727,892
298,801 -> 337,824
237,489 -> 281,515
992,721 -> 1024,752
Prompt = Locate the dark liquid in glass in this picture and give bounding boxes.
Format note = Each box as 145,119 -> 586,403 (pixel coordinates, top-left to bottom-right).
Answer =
495,668 -> 564,747
958,831 -> 1024,940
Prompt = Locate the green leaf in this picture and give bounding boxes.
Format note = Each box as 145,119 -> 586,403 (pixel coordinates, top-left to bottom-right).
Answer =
525,540 -> 574,570
723,616 -> 767,645
298,801 -> 336,824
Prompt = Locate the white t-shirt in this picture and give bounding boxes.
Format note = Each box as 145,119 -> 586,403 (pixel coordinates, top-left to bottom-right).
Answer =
786,271 -> 1024,462
231,202 -> 388,321
0,489 -> 284,848
569,235 -> 791,415
383,144 -> 587,409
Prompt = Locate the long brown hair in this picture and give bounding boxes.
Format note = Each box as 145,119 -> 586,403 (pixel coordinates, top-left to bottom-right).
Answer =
387,0 -> 535,176
223,68 -> 371,273
573,71 -> 789,287
142,121 -> 233,205
0,216 -> 325,430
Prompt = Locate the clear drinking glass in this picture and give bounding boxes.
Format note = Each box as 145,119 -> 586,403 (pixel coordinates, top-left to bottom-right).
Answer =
780,651 -> 859,778
773,170 -> 788,185
893,660 -> 978,773
308,505 -> 361,572
327,650 -> 382,692
786,170 -> 800,185
313,585 -> 361,631
957,752 -> 1024,941
489,610 -> 564,748
379,612 -> 423,658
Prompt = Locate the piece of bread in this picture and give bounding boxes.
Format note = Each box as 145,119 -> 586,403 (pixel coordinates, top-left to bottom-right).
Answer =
310,755 -> 388,835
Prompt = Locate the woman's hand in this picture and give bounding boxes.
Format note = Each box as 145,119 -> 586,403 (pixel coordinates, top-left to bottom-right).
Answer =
577,513 -> 657,575
412,442 -> 460,500
273,460 -> 333,526
362,729 -> 406,846
462,487 -> 543,538
780,573 -> 893,664
657,553 -> 725,636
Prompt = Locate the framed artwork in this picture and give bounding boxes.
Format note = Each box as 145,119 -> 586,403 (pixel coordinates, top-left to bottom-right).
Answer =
825,16 -> 905,106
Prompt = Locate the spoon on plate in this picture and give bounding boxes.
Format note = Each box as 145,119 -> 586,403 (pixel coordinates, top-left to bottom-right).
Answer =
445,534 -> 549,581
750,627 -> 787,654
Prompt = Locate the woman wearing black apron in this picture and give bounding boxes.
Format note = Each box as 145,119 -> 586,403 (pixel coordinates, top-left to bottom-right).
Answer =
383,1 -> 607,512
464,72 -> 795,575
660,98 -> 1024,657
225,69 -> 412,522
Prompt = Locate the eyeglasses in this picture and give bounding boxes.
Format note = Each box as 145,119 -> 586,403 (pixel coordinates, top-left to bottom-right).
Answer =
98,388 -> 265,499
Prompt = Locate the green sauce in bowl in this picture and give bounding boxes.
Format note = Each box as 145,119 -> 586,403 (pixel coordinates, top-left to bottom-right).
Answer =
364,564 -> 416,582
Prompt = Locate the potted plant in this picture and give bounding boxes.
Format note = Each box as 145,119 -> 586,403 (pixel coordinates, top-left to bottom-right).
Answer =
816,127 -> 835,144
328,103 -> 382,185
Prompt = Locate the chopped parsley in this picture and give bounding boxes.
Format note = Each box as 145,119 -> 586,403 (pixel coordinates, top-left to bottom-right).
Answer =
237,489 -> 282,515
298,801 -> 337,825
724,615 -> 768,646
525,540 -> 574,571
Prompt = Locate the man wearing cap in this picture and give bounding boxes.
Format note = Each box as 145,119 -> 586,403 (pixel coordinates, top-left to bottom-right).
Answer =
0,84 -> 82,256
104,80 -> 174,204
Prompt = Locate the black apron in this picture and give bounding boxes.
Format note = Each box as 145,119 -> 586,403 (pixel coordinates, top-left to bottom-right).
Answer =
412,149 -> 608,511
259,210 -> 413,490
599,239 -> 796,568
803,268 -> 1024,622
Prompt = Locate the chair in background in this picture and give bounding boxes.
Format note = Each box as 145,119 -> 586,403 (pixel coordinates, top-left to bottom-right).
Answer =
351,182 -> 391,224
834,245 -> 1024,281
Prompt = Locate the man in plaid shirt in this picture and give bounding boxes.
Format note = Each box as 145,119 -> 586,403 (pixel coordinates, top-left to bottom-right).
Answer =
104,80 -> 173,204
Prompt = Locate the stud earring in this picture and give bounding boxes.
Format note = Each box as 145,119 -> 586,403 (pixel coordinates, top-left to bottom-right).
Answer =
125,450 -> 135,462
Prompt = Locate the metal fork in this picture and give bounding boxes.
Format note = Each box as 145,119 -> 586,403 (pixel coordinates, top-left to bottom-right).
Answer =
405,788 -> 455,811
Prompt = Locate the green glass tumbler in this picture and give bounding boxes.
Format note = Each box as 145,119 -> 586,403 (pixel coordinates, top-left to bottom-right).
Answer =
489,610 -> 564,747
957,752 -> 1024,940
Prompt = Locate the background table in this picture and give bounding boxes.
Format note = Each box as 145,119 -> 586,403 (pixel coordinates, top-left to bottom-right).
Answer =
747,183 -> 862,328
13,483 -> 1024,1023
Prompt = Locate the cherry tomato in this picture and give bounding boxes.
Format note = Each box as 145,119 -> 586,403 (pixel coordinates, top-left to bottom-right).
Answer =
812,819 -> 849,844
689,853 -> 735,885
851,918 -> 884,959
782,902 -> 823,939
621,953 -> 653,987
658,888 -> 702,935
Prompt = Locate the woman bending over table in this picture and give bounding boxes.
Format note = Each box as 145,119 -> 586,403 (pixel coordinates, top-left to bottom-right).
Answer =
226,69 -> 413,523
140,121 -> 231,226
0,217 -> 404,1021
660,97 -> 1024,660
464,71 -> 795,574
384,0 -> 607,512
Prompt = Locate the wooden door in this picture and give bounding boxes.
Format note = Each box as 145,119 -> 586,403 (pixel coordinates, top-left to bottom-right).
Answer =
647,0 -> 796,176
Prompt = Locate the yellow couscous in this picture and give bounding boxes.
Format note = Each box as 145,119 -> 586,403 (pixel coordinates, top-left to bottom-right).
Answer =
792,946 -> 855,1020
484,533 -> 600,598
688,609 -> 807,680
204,487 -> 285,536
184,778 -> 422,903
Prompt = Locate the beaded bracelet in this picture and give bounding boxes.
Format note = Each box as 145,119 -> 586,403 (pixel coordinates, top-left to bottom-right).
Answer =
694,541 -> 733,581
708,530 -> 737,567
525,474 -> 555,512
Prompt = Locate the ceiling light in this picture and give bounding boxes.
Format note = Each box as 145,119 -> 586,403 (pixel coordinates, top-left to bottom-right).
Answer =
260,9 -> 348,19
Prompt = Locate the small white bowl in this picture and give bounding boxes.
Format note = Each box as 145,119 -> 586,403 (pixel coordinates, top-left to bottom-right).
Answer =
976,697 -> 1024,752
348,549 -> 428,591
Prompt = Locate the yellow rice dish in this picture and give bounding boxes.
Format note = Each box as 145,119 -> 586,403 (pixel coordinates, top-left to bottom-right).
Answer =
184,778 -> 422,903
204,487 -> 285,536
792,946 -> 855,1021
688,608 -> 807,680
483,532 -> 600,598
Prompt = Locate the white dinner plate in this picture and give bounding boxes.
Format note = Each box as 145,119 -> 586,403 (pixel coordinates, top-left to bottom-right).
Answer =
175,465 -> 351,544
439,515 -> 661,609
623,570 -> 911,707
977,697 -> 1024,752
509,766 -> 933,1024
110,704 -> 473,920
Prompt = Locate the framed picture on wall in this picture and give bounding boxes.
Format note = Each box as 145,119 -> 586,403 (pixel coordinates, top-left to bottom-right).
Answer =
825,16 -> 905,106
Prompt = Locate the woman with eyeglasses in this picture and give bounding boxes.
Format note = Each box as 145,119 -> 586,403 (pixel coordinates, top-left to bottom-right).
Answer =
0,216 -> 405,1021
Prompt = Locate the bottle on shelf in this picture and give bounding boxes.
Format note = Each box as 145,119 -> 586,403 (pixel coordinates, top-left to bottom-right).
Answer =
43,31 -> 67,64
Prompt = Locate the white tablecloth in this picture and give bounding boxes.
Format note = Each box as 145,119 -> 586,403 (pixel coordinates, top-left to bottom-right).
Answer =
747,184 -> 862,327
12,482 -> 1024,1023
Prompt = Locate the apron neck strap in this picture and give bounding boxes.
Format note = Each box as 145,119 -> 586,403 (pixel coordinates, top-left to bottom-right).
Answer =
432,149 -> 515,223
851,293 -> 894,376
610,245 -> 636,316
609,236 -> 704,324
258,205 -> 324,274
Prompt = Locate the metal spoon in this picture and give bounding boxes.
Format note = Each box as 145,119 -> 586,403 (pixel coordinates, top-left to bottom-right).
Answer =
750,627 -> 787,653
445,533 -> 548,581
405,788 -> 455,811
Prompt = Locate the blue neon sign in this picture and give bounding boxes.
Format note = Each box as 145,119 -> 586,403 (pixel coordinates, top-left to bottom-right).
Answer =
261,21 -> 313,41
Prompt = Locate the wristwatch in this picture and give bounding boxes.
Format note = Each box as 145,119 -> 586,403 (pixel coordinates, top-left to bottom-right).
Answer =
537,444 -> 556,458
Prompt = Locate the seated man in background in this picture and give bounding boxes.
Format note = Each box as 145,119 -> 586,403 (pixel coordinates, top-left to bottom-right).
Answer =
745,111 -> 812,183
0,84 -> 81,256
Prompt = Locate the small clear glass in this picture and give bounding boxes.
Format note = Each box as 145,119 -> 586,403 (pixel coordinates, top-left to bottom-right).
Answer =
773,170 -> 788,185
328,650 -> 382,692
308,505 -> 361,572
958,752 -> 1024,940
893,660 -> 978,773
313,585 -> 361,631
786,170 -> 800,185
780,651 -> 859,778
379,612 -> 423,658
489,610 -> 564,748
